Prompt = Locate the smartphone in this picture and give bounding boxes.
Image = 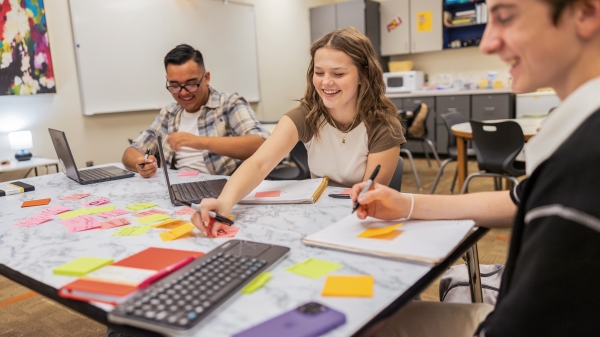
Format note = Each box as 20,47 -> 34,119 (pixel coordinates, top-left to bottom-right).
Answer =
233,302 -> 346,337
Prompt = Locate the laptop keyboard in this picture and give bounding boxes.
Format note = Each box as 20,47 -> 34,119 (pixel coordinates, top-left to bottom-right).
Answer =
109,240 -> 290,335
173,181 -> 218,203
79,168 -> 116,182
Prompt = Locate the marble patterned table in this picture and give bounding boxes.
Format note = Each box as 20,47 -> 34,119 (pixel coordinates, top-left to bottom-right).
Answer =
0,166 -> 484,336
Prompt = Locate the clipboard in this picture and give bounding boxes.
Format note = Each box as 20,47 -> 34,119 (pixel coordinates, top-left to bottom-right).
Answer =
239,177 -> 329,204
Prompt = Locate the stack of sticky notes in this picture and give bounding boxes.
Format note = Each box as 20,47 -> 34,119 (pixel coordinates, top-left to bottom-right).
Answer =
357,223 -> 403,240
53,257 -> 114,276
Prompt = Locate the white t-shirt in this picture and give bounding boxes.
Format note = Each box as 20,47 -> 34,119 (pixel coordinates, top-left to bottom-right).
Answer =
174,111 -> 210,173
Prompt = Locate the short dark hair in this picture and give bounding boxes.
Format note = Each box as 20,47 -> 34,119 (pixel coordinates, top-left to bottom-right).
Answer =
164,44 -> 204,69
542,0 -> 579,24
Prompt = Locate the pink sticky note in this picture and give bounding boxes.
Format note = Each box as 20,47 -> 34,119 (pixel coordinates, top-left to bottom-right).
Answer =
208,223 -> 240,238
59,193 -> 91,201
14,214 -> 54,228
60,215 -> 101,233
340,189 -> 352,195
178,170 -> 199,177
101,217 -> 131,230
96,209 -> 131,219
255,190 -> 281,198
38,205 -> 71,216
174,207 -> 196,215
82,197 -> 110,207
132,209 -> 169,217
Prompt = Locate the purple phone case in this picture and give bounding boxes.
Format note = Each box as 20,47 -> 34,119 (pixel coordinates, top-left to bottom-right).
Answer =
233,303 -> 346,337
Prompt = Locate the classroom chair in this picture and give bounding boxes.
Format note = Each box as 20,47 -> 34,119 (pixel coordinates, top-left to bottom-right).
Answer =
459,120 -> 526,194
266,141 -> 310,180
398,110 -> 423,191
388,156 -> 404,192
430,111 -> 477,194
404,104 -> 441,169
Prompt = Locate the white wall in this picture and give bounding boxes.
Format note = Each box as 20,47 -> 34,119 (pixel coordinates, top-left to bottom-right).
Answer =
0,0 -> 316,175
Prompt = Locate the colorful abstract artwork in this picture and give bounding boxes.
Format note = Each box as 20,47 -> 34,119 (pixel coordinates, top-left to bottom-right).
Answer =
0,0 -> 55,95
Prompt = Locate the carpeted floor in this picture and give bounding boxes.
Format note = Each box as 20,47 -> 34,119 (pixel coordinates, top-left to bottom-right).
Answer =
0,157 -> 511,335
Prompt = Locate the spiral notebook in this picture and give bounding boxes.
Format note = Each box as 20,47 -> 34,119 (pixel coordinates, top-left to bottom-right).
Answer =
302,214 -> 475,264
239,177 -> 329,204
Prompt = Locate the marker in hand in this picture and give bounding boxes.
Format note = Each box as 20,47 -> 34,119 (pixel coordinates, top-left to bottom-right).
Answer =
352,164 -> 381,214
177,200 -> 234,226
140,149 -> 151,169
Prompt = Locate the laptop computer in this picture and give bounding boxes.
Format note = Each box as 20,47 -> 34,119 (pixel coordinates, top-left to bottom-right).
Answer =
156,135 -> 227,206
48,128 -> 134,185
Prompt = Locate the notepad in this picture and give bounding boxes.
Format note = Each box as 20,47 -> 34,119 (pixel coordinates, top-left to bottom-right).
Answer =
113,226 -> 152,236
322,275 -> 374,297
152,219 -> 190,229
125,202 -> 157,211
136,214 -> 170,225
159,223 -> 195,242
87,205 -> 116,215
285,258 -> 343,279
53,257 -> 114,277
240,178 -> 329,204
303,214 -> 476,264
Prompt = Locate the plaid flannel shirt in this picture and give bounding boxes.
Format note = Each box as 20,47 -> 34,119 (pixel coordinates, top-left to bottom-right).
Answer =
130,87 -> 269,175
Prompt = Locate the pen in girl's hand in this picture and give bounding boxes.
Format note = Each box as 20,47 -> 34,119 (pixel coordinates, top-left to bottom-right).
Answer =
352,164 -> 380,213
140,149 -> 151,168
177,200 -> 234,226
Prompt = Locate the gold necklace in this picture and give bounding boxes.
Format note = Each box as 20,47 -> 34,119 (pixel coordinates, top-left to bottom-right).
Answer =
328,113 -> 358,144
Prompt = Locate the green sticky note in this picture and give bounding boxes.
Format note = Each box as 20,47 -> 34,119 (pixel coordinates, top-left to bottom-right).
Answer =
125,202 -> 158,211
112,225 -> 152,236
58,208 -> 90,220
53,257 -> 113,277
242,272 -> 272,294
285,258 -> 343,279
87,205 -> 116,214
136,214 -> 171,225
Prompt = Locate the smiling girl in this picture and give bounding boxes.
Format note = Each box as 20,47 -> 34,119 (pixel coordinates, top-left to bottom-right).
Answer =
192,27 -> 404,237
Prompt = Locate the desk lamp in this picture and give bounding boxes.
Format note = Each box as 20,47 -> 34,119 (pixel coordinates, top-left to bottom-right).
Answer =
9,130 -> 33,161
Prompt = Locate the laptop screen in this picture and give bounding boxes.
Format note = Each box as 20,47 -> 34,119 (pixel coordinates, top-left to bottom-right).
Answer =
48,128 -> 81,182
156,136 -> 179,205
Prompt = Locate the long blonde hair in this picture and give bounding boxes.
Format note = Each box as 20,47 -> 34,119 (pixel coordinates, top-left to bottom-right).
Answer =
302,27 -> 401,139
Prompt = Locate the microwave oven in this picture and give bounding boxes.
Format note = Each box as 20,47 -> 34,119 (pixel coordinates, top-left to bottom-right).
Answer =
383,71 -> 424,93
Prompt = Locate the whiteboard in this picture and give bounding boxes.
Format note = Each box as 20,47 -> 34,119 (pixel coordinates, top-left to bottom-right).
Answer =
69,0 -> 260,115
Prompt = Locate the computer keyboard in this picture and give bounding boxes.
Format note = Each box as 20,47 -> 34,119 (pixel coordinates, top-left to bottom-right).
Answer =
172,181 -> 218,203
79,168 -> 116,181
109,240 -> 290,336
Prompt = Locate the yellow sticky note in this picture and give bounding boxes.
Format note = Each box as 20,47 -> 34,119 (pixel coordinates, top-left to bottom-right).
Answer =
136,214 -> 171,225
58,208 -> 90,220
87,205 -> 116,215
322,275 -> 374,297
416,11 -> 433,33
358,223 -> 403,238
242,272 -> 272,294
53,257 -> 113,277
152,219 -> 190,229
113,226 -> 152,236
160,223 -> 196,242
285,258 -> 343,279
125,202 -> 158,211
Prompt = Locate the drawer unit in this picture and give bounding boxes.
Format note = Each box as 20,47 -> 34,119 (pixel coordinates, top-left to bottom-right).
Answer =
389,98 -> 403,111
436,95 -> 470,124
471,94 -> 514,121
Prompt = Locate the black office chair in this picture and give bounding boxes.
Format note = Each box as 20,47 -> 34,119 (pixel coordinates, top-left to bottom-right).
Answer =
405,103 -> 441,168
430,111 -> 477,194
398,111 -> 423,191
266,141 -> 310,180
388,156 -> 404,192
459,120 -> 526,194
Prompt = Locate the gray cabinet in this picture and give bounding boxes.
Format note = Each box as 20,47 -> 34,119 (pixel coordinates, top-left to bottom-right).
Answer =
410,0 -> 443,53
380,0 -> 410,56
310,4 -> 336,43
436,95 -> 470,120
472,94 -> 514,121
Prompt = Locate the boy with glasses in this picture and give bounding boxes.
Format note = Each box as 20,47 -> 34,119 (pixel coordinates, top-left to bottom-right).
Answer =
122,44 -> 268,178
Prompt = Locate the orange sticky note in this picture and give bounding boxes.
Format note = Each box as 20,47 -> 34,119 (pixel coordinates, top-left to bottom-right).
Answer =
255,190 -> 281,198
322,275 -> 374,297
357,223 -> 403,239
159,223 -> 195,242
152,219 -> 190,229
21,198 -> 51,207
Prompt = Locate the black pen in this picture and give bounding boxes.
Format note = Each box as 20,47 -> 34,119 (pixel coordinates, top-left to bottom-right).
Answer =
140,149 -> 151,168
177,200 -> 234,226
352,164 -> 381,213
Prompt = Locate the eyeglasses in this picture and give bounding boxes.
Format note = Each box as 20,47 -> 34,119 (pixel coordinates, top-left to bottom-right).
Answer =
165,71 -> 206,94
